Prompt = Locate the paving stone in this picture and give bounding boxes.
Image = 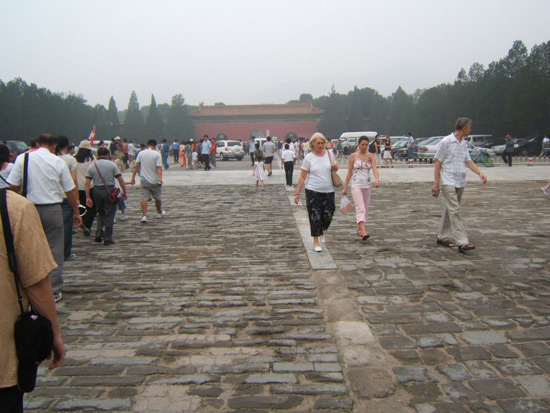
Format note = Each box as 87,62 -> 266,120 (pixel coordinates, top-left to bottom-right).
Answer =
405,382 -> 443,403
273,362 -> 314,372
313,397 -> 354,410
464,361 -> 500,379
54,399 -> 132,411
393,366 -> 432,383
436,363 -> 472,381
227,395 -> 303,410
468,378 -> 526,399
498,399 -> 550,412
271,384 -> 347,395
244,374 -> 297,384
442,382 -> 479,402
447,345 -> 492,361
379,335 -> 417,350
516,374 -> 550,397
492,359 -> 543,376
507,328 -> 550,341
461,331 -> 507,345
514,342 -> 550,357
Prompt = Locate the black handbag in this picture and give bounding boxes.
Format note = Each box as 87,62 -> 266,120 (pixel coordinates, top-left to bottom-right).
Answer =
0,188 -> 54,393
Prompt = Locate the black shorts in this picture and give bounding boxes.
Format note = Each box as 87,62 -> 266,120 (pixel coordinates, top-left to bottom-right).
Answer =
264,156 -> 273,164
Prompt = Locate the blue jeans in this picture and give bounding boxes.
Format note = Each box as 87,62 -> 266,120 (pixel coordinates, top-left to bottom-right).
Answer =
162,153 -> 170,169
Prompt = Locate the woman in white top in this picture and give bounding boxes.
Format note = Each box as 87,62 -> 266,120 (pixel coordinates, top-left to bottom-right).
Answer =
342,136 -> 380,240
294,133 -> 339,252
0,143 -> 14,189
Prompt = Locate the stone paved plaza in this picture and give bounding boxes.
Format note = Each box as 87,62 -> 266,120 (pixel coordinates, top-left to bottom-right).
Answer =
26,163 -> 550,412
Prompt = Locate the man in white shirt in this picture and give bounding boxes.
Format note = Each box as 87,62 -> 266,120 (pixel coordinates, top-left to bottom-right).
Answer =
432,118 -> 487,252
130,139 -> 165,223
201,135 -> 212,171
280,143 -> 296,186
7,134 -> 82,302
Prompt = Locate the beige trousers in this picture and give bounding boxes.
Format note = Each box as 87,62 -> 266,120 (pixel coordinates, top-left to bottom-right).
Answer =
438,185 -> 468,246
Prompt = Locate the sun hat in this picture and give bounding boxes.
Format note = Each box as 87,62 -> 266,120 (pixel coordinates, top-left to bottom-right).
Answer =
78,140 -> 92,150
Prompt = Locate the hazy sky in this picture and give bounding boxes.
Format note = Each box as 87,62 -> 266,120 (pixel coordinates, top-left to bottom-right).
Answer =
2,0 -> 549,109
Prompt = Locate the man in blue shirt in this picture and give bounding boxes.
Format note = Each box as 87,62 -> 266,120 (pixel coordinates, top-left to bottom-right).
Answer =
172,139 -> 180,164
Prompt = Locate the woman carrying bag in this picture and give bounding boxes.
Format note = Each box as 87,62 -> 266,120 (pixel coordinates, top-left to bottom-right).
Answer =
294,133 -> 339,252
342,135 -> 380,240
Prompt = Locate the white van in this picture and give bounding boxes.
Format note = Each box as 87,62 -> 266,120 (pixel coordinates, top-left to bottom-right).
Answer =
464,135 -> 493,148
339,131 -> 378,150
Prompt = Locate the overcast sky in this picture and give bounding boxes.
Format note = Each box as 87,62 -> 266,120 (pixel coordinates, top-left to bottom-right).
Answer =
1,0 -> 548,109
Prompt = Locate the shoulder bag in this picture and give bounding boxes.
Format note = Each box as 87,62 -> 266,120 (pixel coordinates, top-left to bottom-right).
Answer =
0,188 -> 54,393
328,150 -> 343,187
94,161 -> 121,203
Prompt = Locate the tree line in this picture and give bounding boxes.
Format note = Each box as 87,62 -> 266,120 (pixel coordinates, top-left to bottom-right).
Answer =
1,39 -> 548,144
0,81 -> 196,144
305,40 -> 550,140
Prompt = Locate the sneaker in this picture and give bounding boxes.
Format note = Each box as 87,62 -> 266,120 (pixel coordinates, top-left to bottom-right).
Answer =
140,215 -> 147,223
54,293 -> 62,303
82,226 -> 91,237
94,236 -> 103,243
66,253 -> 77,261
156,210 -> 165,219
104,240 -> 115,246
541,187 -> 549,196
120,215 -> 128,221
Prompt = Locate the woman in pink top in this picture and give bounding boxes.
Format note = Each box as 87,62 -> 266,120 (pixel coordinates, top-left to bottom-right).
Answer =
342,136 -> 380,240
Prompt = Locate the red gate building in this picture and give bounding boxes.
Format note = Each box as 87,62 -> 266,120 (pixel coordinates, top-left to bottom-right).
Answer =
190,102 -> 323,142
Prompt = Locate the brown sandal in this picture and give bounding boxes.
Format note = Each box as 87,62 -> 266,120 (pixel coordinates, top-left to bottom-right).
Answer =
437,238 -> 455,248
458,243 -> 475,252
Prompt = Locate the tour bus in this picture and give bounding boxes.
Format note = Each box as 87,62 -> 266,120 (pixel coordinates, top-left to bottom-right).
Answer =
339,131 -> 378,150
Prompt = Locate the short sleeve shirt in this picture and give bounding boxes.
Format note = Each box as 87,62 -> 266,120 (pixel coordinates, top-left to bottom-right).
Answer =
0,191 -> 57,387
86,159 -> 121,187
301,151 -> 335,193
434,133 -> 472,188
135,148 -> 162,184
263,141 -> 275,157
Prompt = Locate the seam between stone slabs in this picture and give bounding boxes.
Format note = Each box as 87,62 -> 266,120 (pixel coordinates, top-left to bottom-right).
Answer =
289,189 -> 337,270
287,184 -> 411,410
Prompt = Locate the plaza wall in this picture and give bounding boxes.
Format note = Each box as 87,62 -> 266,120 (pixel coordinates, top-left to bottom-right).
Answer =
193,120 -> 319,141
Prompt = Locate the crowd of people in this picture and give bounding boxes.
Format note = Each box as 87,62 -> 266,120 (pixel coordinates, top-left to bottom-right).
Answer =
2,117 -> 532,409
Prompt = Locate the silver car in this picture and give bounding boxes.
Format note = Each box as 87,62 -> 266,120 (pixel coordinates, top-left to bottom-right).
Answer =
417,136 -> 444,159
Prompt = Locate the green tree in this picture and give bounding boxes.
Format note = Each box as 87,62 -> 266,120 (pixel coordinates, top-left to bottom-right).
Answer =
317,86 -> 347,139
124,91 -> 145,142
145,94 -> 165,140
104,96 -> 121,138
165,94 -> 194,140
388,87 -> 414,135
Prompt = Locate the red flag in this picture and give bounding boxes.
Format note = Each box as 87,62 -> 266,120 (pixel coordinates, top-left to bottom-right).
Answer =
88,126 -> 96,145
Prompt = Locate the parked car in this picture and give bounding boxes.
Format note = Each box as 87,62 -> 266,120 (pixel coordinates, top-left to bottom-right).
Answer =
543,139 -> 550,157
3,140 -> 28,162
417,136 -> 444,160
388,140 -> 408,159
464,135 -> 493,148
513,136 -> 544,156
216,140 -> 244,161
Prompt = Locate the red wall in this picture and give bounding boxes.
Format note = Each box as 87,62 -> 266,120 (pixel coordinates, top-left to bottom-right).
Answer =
194,120 -> 319,141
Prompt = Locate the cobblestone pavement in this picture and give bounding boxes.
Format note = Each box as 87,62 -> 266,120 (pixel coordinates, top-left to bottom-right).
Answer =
26,177 -> 550,412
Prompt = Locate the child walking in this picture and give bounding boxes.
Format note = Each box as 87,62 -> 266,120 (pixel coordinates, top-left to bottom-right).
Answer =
254,153 -> 266,190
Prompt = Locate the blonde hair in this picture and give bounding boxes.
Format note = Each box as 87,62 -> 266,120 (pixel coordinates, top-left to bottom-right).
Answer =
308,132 -> 327,151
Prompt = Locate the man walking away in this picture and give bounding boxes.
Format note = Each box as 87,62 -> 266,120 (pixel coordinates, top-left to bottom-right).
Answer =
130,139 -> 165,223
172,139 -> 179,164
432,118 -> 487,253
263,136 -> 276,176
85,148 -> 127,245
281,143 -> 296,186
